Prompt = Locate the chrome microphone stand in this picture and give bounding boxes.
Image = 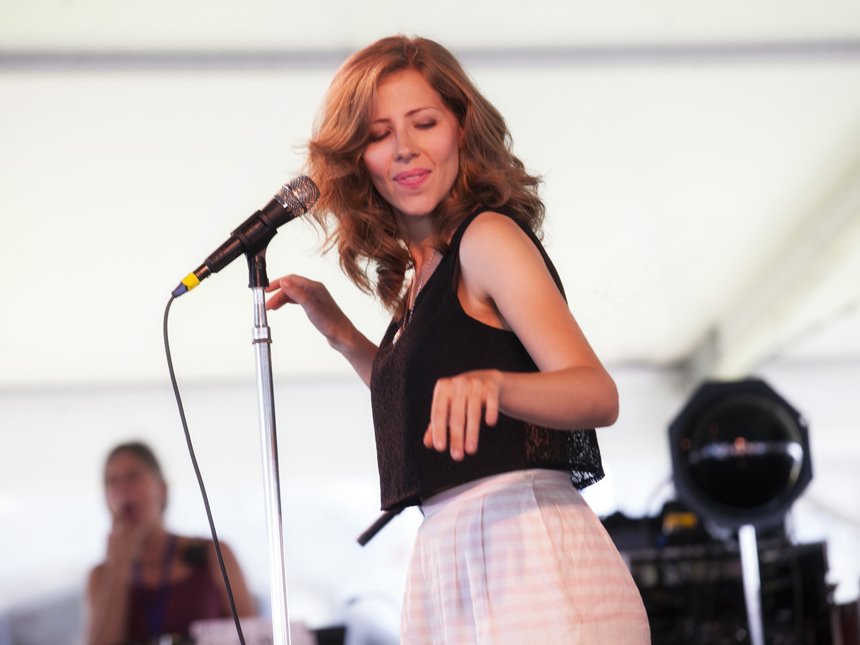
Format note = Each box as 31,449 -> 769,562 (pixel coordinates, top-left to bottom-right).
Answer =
169,176 -> 319,645
248,249 -> 292,645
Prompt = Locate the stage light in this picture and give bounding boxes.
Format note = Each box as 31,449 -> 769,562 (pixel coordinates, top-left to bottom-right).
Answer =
669,378 -> 812,529
668,378 -> 815,645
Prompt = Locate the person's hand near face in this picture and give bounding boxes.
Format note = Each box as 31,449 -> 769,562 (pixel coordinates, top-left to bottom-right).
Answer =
104,451 -> 166,569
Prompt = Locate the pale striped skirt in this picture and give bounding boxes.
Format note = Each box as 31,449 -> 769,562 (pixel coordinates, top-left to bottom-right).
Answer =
400,469 -> 651,645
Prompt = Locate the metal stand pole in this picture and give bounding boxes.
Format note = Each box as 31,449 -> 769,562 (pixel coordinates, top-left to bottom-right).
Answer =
249,251 -> 291,645
739,524 -> 765,645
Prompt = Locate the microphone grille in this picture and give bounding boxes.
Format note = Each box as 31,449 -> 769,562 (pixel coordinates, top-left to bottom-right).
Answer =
275,176 -> 320,214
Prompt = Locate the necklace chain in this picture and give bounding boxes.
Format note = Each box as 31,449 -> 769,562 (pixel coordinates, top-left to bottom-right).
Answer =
409,249 -> 437,310
394,249 -> 438,344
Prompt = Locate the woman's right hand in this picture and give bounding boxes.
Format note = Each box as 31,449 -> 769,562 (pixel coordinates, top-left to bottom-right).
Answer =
265,275 -> 378,386
105,518 -> 148,572
86,517 -> 155,645
265,275 -> 351,347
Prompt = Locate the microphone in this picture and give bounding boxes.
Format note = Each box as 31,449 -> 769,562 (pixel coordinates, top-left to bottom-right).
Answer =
171,176 -> 320,297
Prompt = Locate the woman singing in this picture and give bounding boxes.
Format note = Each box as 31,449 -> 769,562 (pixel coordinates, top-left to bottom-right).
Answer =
266,35 -> 650,645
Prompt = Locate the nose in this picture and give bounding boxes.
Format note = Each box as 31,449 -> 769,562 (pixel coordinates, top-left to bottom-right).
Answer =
394,130 -> 418,162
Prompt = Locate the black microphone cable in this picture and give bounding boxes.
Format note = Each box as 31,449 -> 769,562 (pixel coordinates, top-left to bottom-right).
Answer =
163,294 -> 247,645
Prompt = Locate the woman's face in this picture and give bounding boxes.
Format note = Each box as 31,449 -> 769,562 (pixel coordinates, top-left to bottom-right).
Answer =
104,451 -> 166,529
362,69 -> 461,225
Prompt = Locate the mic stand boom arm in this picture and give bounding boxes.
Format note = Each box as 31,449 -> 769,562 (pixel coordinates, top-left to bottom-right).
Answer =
248,248 -> 292,645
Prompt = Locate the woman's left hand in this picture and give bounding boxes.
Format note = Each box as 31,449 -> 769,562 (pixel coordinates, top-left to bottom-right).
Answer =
423,369 -> 503,461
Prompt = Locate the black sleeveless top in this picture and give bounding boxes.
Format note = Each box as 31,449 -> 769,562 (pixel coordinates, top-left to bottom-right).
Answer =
370,209 -> 604,511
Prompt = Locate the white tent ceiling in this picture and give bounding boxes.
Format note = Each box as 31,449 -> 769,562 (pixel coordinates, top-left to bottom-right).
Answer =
2,1 -> 860,389
3,0 -> 860,51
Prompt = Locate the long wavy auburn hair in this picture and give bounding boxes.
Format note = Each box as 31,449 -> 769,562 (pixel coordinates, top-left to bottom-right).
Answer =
305,35 -> 545,313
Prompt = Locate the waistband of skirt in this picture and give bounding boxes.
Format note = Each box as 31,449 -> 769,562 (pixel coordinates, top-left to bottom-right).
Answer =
419,469 -> 572,518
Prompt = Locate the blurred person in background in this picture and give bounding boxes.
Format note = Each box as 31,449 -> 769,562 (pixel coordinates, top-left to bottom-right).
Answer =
85,441 -> 256,645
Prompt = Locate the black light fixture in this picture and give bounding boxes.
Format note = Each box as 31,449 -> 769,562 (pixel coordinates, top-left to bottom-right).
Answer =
669,378 -> 812,530
669,378 -> 814,645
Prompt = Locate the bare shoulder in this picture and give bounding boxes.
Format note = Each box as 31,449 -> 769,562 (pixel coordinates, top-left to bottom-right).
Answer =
89,562 -> 106,578
460,211 -> 536,247
86,562 -> 106,600
203,538 -> 235,558
202,538 -> 257,616
460,211 -> 544,267
458,211 -> 548,297
202,538 -> 241,574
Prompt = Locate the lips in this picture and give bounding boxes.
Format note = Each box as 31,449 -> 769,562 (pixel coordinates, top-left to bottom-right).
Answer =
393,169 -> 430,188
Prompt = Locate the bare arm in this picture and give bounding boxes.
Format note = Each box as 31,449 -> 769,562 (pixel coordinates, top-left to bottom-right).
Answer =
265,275 -> 378,386
424,212 -> 619,460
85,523 -> 143,645
86,564 -> 132,645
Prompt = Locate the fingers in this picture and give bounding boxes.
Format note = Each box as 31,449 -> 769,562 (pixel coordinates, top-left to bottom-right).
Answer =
447,382 -> 467,460
265,291 -> 294,310
483,386 -> 500,428
426,371 -> 501,461
428,380 -> 453,454
273,274 -> 317,294
265,275 -> 323,310
465,391 -> 483,455
265,275 -> 301,310
110,510 -> 127,534
265,277 -> 291,310
265,275 -> 354,351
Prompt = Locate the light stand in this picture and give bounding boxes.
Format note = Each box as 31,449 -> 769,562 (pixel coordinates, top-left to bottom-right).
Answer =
669,378 -> 813,645
738,524 -> 765,645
